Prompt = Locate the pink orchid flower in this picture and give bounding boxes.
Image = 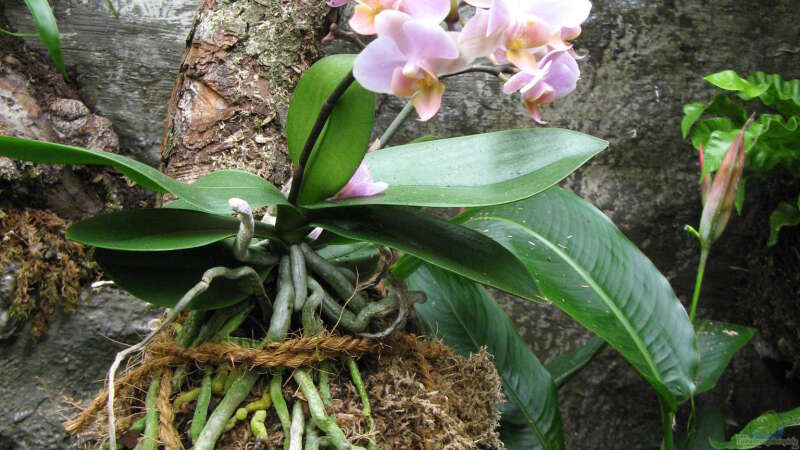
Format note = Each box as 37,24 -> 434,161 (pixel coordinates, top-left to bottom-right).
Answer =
337,0 -> 451,35
354,10 -> 466,120
326,0 -> 350,7
331,161 -> 388,200
503,48 -> 579,123
462,0 -> 591,65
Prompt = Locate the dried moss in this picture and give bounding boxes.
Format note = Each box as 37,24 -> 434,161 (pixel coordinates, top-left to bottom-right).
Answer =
0,208 -> 99,339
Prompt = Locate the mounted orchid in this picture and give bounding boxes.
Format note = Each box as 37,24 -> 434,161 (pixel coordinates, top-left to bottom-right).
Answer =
330,0 -> 592,123
0,2 -> 750,449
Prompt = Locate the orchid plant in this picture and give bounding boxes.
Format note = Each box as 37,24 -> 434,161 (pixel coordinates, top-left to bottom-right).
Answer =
0,2 -> 770,450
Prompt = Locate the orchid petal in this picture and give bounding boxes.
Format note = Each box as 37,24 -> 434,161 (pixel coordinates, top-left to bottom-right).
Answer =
525,0 -> 592,29
524,102 -> 547,124
353,37 -> 407,93
375,10 -> 414,55
350,4 -> 380,35
539,49 -> 579,98
401,0 -> 451,23
391,68 -> 421,96
487,0 -> 514,35
326,0 -> 350,7
402,20 -> 460,60
412,81 -> 445,121
503,71 -> 535,94
459,10 -> 504,58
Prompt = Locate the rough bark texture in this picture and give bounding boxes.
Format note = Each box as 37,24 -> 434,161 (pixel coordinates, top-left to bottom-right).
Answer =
1,0 -> 800,449
160,0 -> 329,184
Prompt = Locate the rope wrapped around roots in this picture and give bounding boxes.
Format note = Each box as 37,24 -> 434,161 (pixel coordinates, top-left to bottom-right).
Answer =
65,332 -> 452,437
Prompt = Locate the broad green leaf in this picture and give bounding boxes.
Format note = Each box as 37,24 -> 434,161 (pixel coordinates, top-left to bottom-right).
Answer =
682,95 -> 748,139
683,103 -> 707,139
94,244 -> 273,310
286,55 -> 375,205
309,205 -> 539,300
67,208 -> 277,251
24,0 -> 67,79
746,114 -> 800,177
746,72 -> 800,117
545,336 -> 606,388
160,169 -> 290,214
305,128 -> 608,208
0,137 -> 288,213
695,321 -> 755,395
768,201 -> 800,247
691,114 -> 800,179
458,188 -> 699,410
408,264 -> 564,450
678,410 -> 726,450
704,71 -> 769,99
710,406 -> 800,449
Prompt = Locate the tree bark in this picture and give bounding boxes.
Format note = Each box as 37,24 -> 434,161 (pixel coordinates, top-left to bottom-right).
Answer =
159,0 -> 331,186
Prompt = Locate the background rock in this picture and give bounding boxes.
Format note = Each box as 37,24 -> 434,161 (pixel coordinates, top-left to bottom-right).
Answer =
1,0 -> 800,449
0,288 -> 158,450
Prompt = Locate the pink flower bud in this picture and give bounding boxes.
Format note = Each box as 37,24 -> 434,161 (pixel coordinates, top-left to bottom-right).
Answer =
698,117 -> 753,245
697,144 -> 710,206
330,161 -> 388,200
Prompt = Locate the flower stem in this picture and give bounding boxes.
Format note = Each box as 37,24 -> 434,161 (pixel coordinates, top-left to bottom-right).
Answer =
288,71 -> 355,205
689,246 -> 710,323
658,396 -> 675,450
377,100 -> 414,149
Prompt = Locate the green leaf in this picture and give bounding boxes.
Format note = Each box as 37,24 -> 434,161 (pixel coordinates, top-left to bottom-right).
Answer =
24,0 -> 67,79
67,208 -> 277,251
746,72 -> 800,117
545,336 -> 606,389
457,188 -> 699,410
682,95 -> 748,139
0,137 -> 288,213
695,321 -> 755,395
408,264 -> 564,450
305,128 -> 608,208
286,55 -> 376,205
94,244 -> 273,310
704,71 -> 769,99
767,201 -> 800,247
710,406 -> 800,449
691,114 -> 800,179
309,205 -> 539,300
160,169 -> 289,214
678,410 -> 726,450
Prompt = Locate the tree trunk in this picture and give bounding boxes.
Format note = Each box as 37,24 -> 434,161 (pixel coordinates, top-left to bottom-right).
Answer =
159,0 -> 330,185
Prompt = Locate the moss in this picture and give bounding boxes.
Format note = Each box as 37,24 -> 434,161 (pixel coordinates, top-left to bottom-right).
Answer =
0,208 -> 100,339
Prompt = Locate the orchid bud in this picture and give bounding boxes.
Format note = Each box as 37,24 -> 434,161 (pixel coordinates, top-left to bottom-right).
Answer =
330,161 -> 388,200
697,144 -> 710,206
698,116 -> 753,246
